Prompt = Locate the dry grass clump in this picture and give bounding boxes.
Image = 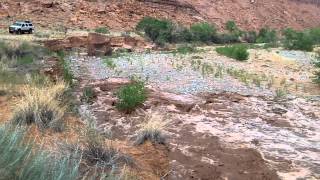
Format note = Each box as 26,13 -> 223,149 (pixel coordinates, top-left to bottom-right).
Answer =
134,112 -> 168,145
12,81 -> 68,131
80,124 -> 132,170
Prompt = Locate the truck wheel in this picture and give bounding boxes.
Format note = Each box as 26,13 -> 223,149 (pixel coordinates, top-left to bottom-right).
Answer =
29,29 -> 33,34
17,29 -> 22,35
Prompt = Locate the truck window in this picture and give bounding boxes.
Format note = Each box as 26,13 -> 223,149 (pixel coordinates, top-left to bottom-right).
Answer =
22,24 -> 25,27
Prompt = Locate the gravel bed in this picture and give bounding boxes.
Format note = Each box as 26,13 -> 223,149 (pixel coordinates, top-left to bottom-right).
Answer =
68,53 -> 274,96
278,50 -> 316,65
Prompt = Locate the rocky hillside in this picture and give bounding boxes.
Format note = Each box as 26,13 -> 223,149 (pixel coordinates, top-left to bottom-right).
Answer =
0,0 -> 320,30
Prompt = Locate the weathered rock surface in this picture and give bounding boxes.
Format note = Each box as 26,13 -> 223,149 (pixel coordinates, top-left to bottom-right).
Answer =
1,0 -> 320,30
87,33 -> 112,56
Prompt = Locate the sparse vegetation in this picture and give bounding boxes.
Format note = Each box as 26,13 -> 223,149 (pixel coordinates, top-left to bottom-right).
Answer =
11,81 -> 67,131
0,125 -> 80,180
190,22 -> 217,43
313,52 -> 320,85
81,86 -> 96,104
136,17 -> 173,46
94,27 -> 110,34
134,113 -> 167,145
275,87 -> 288,100
282,28 -> 314,51
256,27 -> 278,44
104,58 -> 117,69
57,50 -> 74,85
216,45 -> 249,61
176,44 -> 196,54
81,130 -> 131,168
116,81 -> 147,113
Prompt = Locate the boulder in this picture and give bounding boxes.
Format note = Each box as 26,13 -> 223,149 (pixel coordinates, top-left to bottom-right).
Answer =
87,33 -> 112,56
44,36 -> 87,51
148,88 -> 204,111
44,39 -> 70,51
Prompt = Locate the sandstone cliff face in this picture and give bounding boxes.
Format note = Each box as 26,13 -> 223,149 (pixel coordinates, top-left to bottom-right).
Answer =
0,0 -> 320,30
183,0 -> 320,30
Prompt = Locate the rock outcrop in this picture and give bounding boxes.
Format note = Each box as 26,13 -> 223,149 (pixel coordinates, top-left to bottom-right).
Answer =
44,33 -> 152,54
2,0 -> 320,31
87,33 -> 112,56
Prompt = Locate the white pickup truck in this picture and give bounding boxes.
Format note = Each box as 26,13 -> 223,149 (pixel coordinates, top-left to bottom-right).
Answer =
9,21 -> 34,34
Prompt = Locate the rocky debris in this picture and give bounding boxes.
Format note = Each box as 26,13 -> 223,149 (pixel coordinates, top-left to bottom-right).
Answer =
87,33 -> 112,56
68,52 -> 274,96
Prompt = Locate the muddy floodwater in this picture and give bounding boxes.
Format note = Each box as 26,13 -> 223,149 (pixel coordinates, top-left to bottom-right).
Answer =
68,49 -> 320,179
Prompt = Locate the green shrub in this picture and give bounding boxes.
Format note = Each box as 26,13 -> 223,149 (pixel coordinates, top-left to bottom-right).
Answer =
57,50 -> 74,85
190,22 -> 217,43
225,20 -> 242,38
243,31 -> 258,43
309,28 -> 320,44
17,54 -> 34,65
216,45 -> 249,61
283,28 -> 314,51
136,17 -> 173,46
0,125 -> 80,180
171,26 -> 193,43
176,44 -> 196,54
226,20 -> 238,33
94,27 -> 109,34
256,27 -> 278,43
313,52 -> 320,84
116,81 -> 147,113
81,86 -> 96,104
213,33 -> 240,44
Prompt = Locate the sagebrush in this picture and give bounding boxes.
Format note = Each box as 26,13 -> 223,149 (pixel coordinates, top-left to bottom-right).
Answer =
134,113 -> 167,145
0,125 -> 80,180
216,45 -> 249,61
116,81 -> 147,113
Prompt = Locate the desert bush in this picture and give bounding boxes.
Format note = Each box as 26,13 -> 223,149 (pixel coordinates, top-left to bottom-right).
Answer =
136,17 -> 173,46
282,28 -> 314,51
116,81 -> 147,113
313,52 -> 320,84
0,125 -> 80,180
256,27 -> 278,43
57,50 -> 74,85
226,20 -> 238,33
0,41 -> 51,67
190,22 -> 217,43
243,31 -> 258,43
216,45 -> 249,61
95,27 -> 110,34
171,25 -> 193,43
0,63 -> 24,85
134,113 -> 167,145
11,81 -> 67,131
80,86 -> 97,104
176,44 -> 196,54
309,27 -> 320,44
213,33 -> 240,44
